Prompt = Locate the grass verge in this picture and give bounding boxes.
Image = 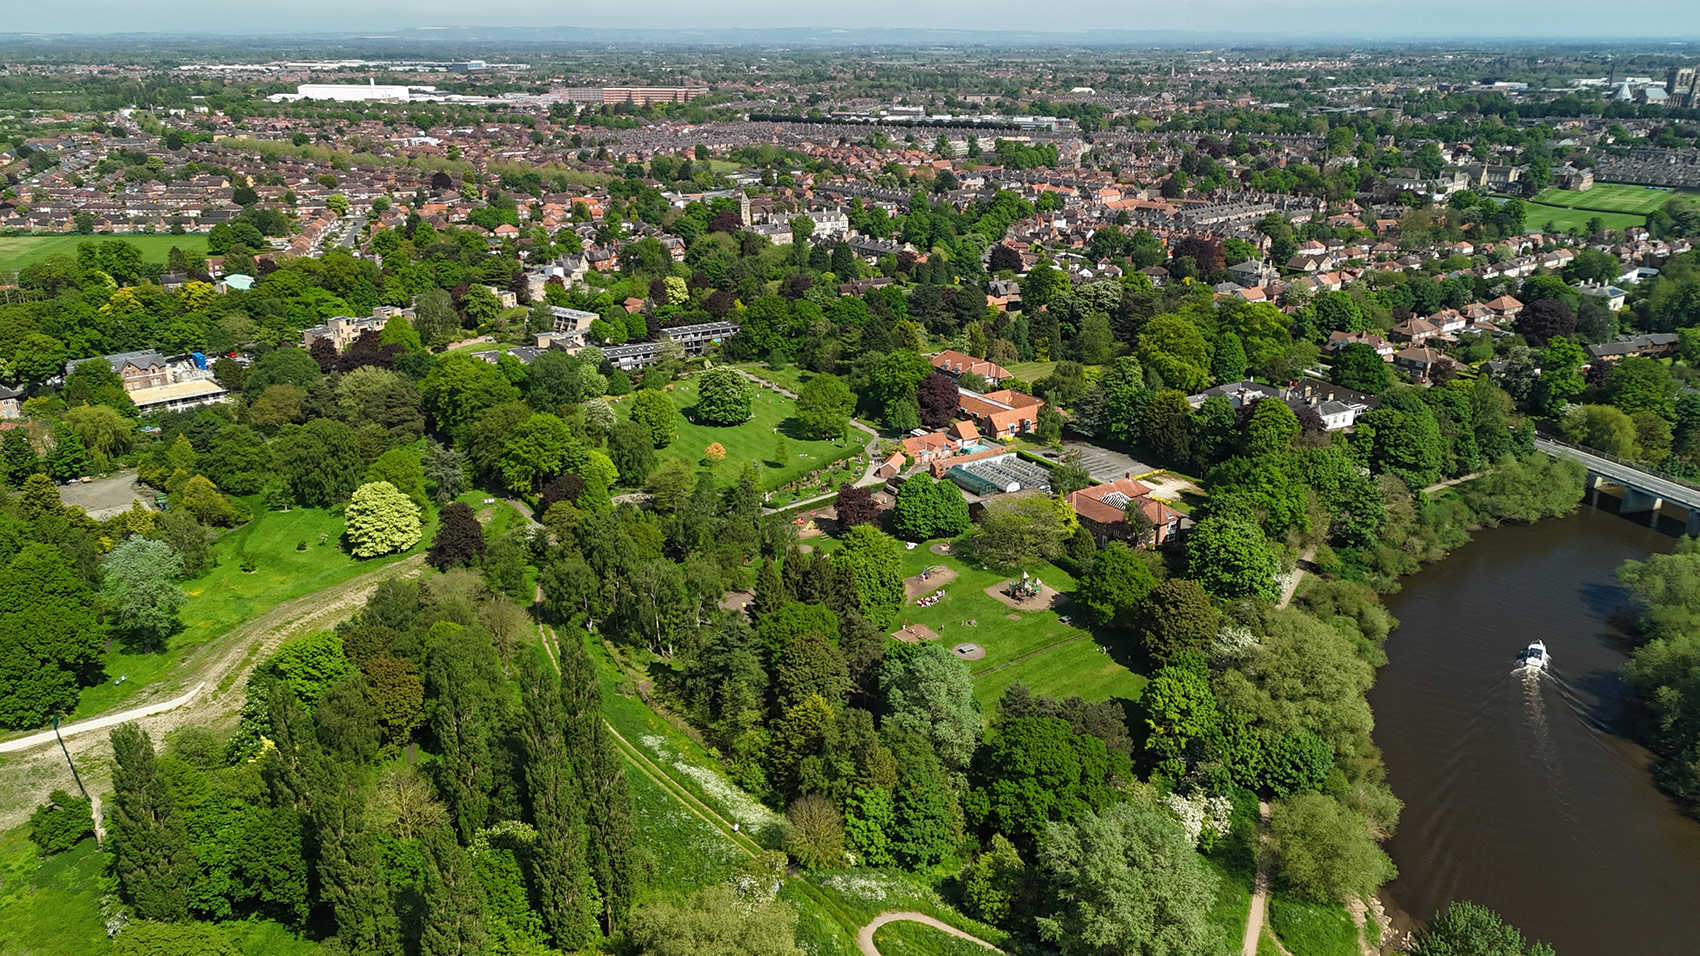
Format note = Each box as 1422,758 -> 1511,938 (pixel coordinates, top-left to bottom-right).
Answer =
1269,895 -> 1358,956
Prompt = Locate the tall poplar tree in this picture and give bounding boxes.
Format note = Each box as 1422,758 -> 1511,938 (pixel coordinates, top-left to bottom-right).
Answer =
516,649 -> 601,950
108,723 -> 199,921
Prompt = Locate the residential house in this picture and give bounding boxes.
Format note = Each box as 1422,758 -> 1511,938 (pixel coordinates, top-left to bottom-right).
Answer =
1392,346 -> 1464,380
1186,378 -> 1378,431
1577,281 -> 1629,311
1485,294 -> 1525,320
902,431 -> 960,465
956,387 -> 1045,439
931,349 -> 1012,385
1586,332 -> 1681,363
1324,330 -> 1395,358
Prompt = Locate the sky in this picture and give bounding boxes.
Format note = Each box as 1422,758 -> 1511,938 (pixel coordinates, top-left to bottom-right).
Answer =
5,0 -> 1700,39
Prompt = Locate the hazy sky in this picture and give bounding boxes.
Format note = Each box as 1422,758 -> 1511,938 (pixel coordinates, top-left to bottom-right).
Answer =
6,0 -> 1700,38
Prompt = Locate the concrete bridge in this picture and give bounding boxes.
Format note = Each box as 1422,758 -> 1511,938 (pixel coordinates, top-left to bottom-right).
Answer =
1534,437 -> 1700,535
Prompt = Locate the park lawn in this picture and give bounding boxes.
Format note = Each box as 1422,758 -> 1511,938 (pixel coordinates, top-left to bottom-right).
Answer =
0,233 -> 209,274
869,919 -> 1003,956
63,492 -> 497,722
1523,201 -> 1646,234
616,378 -> 863,492
1269,895 -> 1359,956
970,635 -> 1148,710
736,362 -> 815,395
0,827 -> 109,956
1530,182 -> 1699,214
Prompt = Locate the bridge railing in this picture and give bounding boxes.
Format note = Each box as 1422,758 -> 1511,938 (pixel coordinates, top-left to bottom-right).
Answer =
1536,435 -> 1700,498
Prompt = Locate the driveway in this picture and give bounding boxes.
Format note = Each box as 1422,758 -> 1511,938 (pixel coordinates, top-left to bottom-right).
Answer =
1058,440 -> 1157,482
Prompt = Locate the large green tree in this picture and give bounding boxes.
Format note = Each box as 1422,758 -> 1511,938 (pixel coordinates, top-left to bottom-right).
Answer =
694,368 -> 756,425
1078,542 -> 1157,628
1186,513 -> 1280,601
108,723 -> 199,921
344,481 -> 423,558
0,543 -> 103,728
881,644 -> 981,770
836,525 -> 904,628
1034,797 -> 1219,956
1409,901 -> 1556,956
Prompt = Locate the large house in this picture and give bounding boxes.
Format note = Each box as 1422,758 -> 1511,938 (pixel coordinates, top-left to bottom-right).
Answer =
930,349 -> 1012,385
1586,332 -> 1681,363
956,387 -> 1044,439
1186,379 -> 1378,432
1066,477 -> 1183,547
68,350 -> 229,415
303,306 -> 414,351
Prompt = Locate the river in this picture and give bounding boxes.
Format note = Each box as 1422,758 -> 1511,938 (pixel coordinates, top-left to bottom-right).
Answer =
1371,503 -> 1700,956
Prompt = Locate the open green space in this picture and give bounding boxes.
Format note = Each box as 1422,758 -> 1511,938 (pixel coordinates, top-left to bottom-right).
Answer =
63,492 -> 515,722
1269,895 -> 1359,956
870,919 -> 1001,956
1523,202 -> 1646,235
820,538 -> 1147,711
1530,182 -> 1698,214
615,377 -> 863,495
1002,360 -> 1057,384
0,233 -> 209,274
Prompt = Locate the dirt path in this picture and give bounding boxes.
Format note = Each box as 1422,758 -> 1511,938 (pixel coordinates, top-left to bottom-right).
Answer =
0,682 -> 207,754
1242,799 -> 1274,956
1422,472 -> 1481,494
1276,546 -> 1317,610
0,554 -> 426,829
857,912 -> 1006,956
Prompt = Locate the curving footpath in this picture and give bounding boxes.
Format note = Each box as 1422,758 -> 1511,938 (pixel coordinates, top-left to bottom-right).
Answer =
0,682 -> 207,754
857,912 -> 1006,956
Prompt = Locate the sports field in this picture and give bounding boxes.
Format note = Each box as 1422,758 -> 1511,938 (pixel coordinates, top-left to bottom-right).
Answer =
1524,203 -> 1647,235
1530,182 -> 1699,215
0,233 -> 209,274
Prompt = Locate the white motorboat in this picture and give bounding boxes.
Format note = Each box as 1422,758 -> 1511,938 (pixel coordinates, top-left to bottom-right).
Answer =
1522,640 -> 1549,670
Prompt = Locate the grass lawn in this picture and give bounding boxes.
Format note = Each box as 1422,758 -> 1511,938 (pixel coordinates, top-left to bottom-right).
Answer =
870,919 -> 1002,956
1523,201 -> 1646,234
1269,896 -> 1359,956
615,379 -> 863,496
818,538 -> 1147,712
1530,182 -> 1699,215
64,492 -> 515,722
1003,361 -> 1058,384
0,233 -> 209,274
0,827 -> 108,956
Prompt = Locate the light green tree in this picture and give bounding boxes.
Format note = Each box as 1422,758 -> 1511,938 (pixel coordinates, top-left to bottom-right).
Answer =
345,481 -> 422,557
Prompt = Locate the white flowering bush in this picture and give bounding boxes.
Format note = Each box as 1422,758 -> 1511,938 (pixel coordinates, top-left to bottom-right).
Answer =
1163,791 -> 1234,849
1212,621 -> 1258,663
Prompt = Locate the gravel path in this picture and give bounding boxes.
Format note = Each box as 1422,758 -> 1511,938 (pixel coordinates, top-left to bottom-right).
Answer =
1242,800 -> 1275,956
857,912 -> 1006,956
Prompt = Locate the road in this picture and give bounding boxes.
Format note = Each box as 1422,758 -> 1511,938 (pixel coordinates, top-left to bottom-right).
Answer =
856,912 -> 1006,956
0,682 -> 206,754
1534,436 -> 1700,509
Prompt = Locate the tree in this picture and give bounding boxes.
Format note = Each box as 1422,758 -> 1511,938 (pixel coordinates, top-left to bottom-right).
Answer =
419,824 -> 490,956
1606,356 -> 1679,419
629,389 -> 676,447
1138,314 -> 1211,393
1331,342 -> 1394,394
1078,542 -> 1157,628
429,502 -> 486,570
273,419 -> 364,507
960,494 -> 1073,571
1269,792 -> 1395,902
891,473 -> 970,541
797,374 -> 854,439
968,714 -> 1127,848
515,651 -> 602,950
1562,404 -> 1640,458
46,423 -> 92,481
695,368 -> 756,425
113,922 -> 243,956
1142,658 -> 1219,769
963,834 -> 1027,926
608,420 -> 658,484
628,885 -> 802,956
836,525 -> 904,629
0,543 -> 102,729
834,483 -> 878,528
108,723 -> 198,921
881,644 -> 981,770
1,428 -> 38,484
917,371 -> 961,429
176,474 -> 238,527
1034,797 -> 1219,956
103,537 -> 185,652
1409,901 -> 1556,956
783,794 -> 846,869
28,789 -> 93,855
1139,579 -> 1219,660
1517,298 -> 1576,347
498,412 -> 576,493
775,629 -> 851,711
344,481 -> 422,558
1187,513 -> 1279,601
